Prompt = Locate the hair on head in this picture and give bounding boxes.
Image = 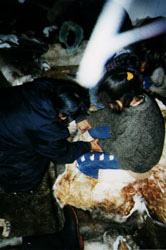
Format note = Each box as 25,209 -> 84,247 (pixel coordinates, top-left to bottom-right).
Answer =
48,78 -> 90,121
97,70 -> 143,111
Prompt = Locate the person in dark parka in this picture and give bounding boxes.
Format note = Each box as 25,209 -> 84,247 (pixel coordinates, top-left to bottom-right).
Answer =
0,77 -> 101,193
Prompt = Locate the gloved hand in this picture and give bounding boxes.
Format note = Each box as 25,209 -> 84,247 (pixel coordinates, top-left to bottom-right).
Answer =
88,126 -> 110,139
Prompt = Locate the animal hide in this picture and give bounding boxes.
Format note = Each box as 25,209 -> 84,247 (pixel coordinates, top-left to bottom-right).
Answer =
54,157 -> 166,223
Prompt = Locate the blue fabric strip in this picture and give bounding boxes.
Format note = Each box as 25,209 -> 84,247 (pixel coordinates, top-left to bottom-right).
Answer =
77,152 -> 120,179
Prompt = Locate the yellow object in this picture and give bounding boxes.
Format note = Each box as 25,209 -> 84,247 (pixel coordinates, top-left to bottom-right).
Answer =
127,72 -> 134,80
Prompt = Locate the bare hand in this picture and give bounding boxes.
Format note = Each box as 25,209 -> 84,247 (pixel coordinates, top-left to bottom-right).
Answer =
77,119 -> 92,133
90,139 -> 103,152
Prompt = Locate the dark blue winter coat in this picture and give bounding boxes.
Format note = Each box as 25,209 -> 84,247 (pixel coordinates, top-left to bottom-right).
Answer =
0,80 -> 91,192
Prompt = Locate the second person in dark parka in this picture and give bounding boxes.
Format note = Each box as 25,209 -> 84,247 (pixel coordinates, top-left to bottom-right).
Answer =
0,77 -> 101,193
